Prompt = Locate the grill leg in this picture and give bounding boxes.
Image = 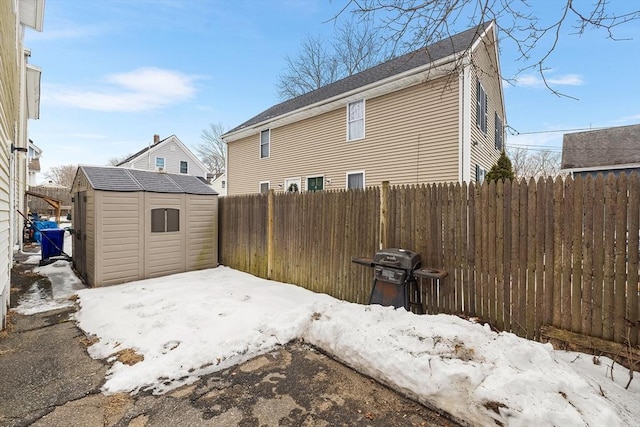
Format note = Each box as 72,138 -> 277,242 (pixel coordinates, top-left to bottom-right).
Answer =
408,279 -> 424,314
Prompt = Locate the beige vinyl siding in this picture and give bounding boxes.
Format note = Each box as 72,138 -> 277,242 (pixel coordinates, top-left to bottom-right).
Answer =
228,75 -> 460,195
85,189 -> 96,285
0,1 -> 19,328
470,31 -> 503,181
98,192 -> 142,286
186,195 -> 218,270
146,193 -> 185,278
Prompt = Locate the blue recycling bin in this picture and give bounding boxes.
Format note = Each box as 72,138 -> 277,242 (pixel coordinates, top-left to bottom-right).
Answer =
41,228 -> 65,260
33,220 -> 59,243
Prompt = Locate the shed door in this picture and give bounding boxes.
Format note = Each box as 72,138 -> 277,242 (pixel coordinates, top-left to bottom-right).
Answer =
74,192 -> 88,282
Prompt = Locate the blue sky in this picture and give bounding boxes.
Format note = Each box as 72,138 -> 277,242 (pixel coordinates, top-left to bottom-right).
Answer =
25,0 -> 640,178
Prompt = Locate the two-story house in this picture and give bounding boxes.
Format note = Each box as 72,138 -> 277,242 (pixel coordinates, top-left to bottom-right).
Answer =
116,134 -> 209,179
561,124 -> 640,178
1,0 -> 45,329
222,21 -> 505,195
28,139 -> 42,186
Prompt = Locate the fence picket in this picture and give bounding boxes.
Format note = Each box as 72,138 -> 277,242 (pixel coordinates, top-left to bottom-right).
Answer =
218,174 -> 640,349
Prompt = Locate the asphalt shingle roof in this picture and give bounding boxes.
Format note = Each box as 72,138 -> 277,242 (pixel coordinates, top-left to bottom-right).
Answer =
79,166 -> 218,195
226,21 -> 491,135
561,124 -> 640,169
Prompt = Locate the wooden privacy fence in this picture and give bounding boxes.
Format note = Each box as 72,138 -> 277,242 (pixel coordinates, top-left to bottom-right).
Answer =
219,173 -> 640,348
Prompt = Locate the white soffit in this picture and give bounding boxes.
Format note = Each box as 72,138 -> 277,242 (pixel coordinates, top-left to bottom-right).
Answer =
19,0 -> 45,32
26,64 -> 42,119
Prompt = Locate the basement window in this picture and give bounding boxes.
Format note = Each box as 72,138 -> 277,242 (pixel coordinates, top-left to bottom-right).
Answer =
151,208 -> 180,232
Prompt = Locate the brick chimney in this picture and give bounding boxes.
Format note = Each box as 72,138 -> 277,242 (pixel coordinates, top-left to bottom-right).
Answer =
153,134 -> 160,144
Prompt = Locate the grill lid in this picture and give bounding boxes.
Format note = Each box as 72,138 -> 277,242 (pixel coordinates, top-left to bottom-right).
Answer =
372,248 -> 421,271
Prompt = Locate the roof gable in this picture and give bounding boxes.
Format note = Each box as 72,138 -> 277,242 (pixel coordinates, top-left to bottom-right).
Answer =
116,135 -> 208,173
224,21 -> 492,138
77,166 -> 218,195
561,124 -> 640,169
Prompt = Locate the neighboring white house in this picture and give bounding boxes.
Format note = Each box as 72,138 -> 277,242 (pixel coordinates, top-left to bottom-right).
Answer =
28,139 -> 42,186
210,172 -> 227,196
117,134 -> 209,179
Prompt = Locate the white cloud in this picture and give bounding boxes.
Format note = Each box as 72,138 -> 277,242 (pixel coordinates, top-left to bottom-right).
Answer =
515,73 -> 584,88
45,68 -> 197,112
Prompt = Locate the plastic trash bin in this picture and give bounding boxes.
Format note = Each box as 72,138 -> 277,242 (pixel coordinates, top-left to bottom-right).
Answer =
41,228 -> 65,260
33,220 -> 59,243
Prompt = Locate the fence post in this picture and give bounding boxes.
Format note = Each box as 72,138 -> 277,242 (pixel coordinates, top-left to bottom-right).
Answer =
267,189 -> 274,279
380,181 -> 389,249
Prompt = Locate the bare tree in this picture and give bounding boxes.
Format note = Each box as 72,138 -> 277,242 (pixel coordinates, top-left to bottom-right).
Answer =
107,154 -> 133,166
507,147 -> 563,179
276,18 -> 388,100
276,35 -> 339,100
195,123 -> 227,174
43,164 -> 77,188
338,0 -> 639,97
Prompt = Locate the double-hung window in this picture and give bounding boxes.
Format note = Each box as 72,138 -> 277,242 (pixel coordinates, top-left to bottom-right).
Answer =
476,80 -> 487,134
180,161 -> 188,174
260,129 -> 270,158
155,157 -> 165,171
347,100 -> 365,141
495,113 -> 503,151
346,171 -> 365,189
259,181 -> 270,194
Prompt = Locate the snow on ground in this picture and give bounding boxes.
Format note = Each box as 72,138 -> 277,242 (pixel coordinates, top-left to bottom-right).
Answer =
17,263 -> 639,426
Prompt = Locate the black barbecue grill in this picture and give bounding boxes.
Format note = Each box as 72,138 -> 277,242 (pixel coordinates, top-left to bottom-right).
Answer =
353,248 -> 447,313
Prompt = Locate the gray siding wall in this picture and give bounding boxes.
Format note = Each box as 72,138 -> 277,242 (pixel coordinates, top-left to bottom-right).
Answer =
129,140 -> 208,178
228,75 -> 460,195
97,191 -> 143,286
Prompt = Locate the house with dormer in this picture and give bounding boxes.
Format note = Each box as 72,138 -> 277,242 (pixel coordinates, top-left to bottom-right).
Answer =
222,21 -> 505,195
117,134 -> 209,179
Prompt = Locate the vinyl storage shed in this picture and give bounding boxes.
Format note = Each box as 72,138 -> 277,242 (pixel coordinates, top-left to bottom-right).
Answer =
71,166 -> 219,287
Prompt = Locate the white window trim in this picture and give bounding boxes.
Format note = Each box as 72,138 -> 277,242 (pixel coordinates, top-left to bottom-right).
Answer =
346,99 -> 365,141
260,129 -> 270,159
155,156 -> 165,171
346,170 -> 366,189
476,165 -> 487,184
259,181 -> 270,194
284,177 -> 301,192
305,174 -> 325,192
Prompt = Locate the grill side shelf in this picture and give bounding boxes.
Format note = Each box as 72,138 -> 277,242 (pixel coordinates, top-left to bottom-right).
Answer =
413,267 -> 448,279
351,257 -> 374,267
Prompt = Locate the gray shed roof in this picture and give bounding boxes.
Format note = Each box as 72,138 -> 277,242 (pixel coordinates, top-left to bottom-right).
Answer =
79,166 -> 218,195
226,21 -> 491,135
561,124 -> 640,169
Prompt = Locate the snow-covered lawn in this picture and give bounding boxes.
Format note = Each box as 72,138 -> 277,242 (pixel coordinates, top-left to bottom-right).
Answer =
18,262 -> 639,427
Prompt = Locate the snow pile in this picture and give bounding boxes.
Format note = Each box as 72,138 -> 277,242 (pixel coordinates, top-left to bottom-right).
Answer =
23,265 -> 637,426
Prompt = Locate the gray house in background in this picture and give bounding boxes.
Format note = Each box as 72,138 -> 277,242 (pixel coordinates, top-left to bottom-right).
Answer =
561,124 -> 640,177
117,134 -> 209,179
71,166 -> 219,287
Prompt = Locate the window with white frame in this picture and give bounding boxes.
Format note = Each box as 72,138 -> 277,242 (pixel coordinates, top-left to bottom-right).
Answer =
347,100 -> 365,141
155,157 -> 165,171
476,165 -> 487,184
260,129 -> 270,158
494,112 -> 503,151
259,181 -> 270,194
476,80 -> 487,134
346,171 -> 365,189
180,161 -> 188,174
